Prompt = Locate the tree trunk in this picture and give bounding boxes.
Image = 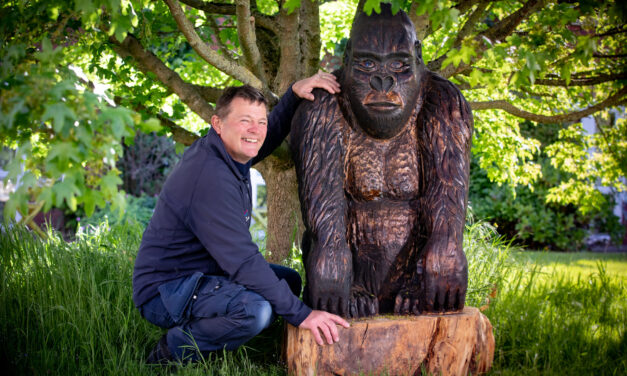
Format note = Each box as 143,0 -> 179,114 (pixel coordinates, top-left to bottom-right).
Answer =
284,307 -> 495,376
255,154 -> 304,264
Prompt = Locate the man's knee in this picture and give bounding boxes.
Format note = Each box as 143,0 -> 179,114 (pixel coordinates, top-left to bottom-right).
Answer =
229,292 -> 274,336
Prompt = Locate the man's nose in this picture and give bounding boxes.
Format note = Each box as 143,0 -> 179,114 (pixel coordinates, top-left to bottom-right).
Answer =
248,121 -> 264,133
370,74 -> 396,93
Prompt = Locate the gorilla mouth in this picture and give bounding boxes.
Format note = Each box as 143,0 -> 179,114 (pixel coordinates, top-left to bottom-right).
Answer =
366,101 -> 400,111
363,92 -> 403,112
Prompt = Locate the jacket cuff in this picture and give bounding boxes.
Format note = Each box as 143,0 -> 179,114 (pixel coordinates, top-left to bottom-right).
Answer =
287,303 -> 313,327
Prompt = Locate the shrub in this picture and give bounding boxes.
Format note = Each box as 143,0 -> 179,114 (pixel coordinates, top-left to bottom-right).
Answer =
71,194 -> 157,232
470,154 -> 623,251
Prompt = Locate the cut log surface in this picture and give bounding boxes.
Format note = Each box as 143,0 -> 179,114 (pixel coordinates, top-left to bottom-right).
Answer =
285,307 -> 494,376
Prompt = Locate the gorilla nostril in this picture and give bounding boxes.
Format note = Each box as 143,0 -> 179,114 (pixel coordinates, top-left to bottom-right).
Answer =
370,75 -> 383,91
382,76 -> 395,92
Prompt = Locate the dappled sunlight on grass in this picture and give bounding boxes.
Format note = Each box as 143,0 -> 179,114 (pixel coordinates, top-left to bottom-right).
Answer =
511,251 -> 627,282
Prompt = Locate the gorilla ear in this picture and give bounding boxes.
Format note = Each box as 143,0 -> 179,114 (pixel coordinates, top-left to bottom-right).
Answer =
414,40 -> 423,64
343,39 -> 352,67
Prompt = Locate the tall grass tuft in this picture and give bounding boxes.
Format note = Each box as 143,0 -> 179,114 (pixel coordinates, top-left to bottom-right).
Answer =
0,223 -> 285,375
463,220 -> 514,308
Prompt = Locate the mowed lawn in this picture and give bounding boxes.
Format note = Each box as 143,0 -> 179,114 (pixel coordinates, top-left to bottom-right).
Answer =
512,250 -> 627,281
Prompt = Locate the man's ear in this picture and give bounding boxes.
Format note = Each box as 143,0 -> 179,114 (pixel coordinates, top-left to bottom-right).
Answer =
211,114 -> 222,134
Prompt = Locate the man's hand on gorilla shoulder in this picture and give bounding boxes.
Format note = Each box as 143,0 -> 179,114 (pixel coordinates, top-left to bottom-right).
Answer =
292,70 -> 340,101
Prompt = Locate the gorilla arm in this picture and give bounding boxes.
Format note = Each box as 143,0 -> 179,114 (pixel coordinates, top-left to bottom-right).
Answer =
414,74 -> 473,313
291,90 -> 352,317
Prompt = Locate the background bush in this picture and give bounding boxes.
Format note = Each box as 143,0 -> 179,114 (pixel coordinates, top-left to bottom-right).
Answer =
469,121 -> 624,251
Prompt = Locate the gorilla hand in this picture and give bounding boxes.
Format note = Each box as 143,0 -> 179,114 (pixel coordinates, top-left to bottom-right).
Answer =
306,243 -> 352,318
349,285 -> 379,318
421,237 -> 468,312
393,273 -> 421,315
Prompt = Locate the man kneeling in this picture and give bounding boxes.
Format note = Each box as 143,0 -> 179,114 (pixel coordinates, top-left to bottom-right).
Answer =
132,75 -> 349,363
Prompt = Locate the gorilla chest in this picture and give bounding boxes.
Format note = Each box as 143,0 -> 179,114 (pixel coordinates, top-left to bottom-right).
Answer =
345,128 -> 419,202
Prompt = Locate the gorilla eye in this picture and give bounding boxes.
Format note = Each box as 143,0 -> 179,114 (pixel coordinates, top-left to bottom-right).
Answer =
389,60 -> 408,72
357,59 -> 376,71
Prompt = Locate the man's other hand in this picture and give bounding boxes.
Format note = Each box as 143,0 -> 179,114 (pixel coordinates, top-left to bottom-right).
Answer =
293,71 -> 341,101
299,310 -> 350,345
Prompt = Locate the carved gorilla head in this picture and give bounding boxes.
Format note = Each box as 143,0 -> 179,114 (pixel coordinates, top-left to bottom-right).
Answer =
342,5 -> 425,139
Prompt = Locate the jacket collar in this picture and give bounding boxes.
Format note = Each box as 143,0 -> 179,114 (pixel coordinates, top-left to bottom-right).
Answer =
206,128 -> 249,181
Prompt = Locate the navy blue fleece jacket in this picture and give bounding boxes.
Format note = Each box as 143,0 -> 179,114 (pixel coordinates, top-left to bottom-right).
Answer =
132,87 -> 311,326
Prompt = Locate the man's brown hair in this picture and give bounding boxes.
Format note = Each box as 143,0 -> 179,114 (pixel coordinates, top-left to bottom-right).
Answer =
214,85 -> 267,119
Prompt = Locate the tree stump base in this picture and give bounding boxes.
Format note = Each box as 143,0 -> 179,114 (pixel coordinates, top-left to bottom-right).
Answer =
285,307 -> 494,376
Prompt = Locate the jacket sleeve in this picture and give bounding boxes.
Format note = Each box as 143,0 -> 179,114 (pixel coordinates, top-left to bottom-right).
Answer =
185,161 -> 311,326
253,85 -> 301,164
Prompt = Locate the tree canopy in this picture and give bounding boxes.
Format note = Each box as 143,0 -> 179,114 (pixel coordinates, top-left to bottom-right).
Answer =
1,0 -> 625,253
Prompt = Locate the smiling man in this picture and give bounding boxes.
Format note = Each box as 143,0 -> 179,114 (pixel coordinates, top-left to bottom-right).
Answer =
132,74 -> 349,364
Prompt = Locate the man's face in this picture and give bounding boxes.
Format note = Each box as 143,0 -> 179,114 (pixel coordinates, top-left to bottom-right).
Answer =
344,16 -> 423,139
212,97 -> 268,164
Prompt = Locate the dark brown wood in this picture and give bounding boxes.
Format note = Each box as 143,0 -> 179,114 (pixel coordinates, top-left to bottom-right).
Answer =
285,307 -> 495,376
291,4 -> 473,318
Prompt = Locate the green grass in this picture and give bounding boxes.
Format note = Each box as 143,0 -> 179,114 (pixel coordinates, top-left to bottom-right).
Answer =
1,221 -> 625,375
510,250 -> 627,282
486,251 -> 627,375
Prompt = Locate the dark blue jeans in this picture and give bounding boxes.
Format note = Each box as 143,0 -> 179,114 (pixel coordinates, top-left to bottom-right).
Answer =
139,264 -> 301,361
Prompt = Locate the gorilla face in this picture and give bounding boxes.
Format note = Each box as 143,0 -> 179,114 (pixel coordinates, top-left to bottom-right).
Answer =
343,9 -> 424,139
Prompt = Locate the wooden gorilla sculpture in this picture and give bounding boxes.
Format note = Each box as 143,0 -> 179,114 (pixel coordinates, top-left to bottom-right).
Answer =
291,5 -> 473,318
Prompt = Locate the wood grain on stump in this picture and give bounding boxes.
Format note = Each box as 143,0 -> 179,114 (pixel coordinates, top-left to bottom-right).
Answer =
285,307 -> 494,376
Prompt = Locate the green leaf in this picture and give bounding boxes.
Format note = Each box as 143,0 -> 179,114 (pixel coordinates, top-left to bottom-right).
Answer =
137,117 -> 163,133
110,191 -> 127,220
560,63 -> 572,86
468,69 -> 482,88
42,103 -> 77,133
283,0 -> 301,14
100,107 -> 134,139
36,188 -> 54,213
99,171 -> 123,198
175,142 -> 186,155
46,141 -> 81,172
53,178 -> 81,211
81,188 -> 106,217
459,43 -> 477,64
363,0 -> 381,15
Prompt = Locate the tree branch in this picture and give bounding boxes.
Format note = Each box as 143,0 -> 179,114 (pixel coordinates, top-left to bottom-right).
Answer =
164,0 -> 263,89
593,26 -> 627,37
535,72 -> 627,86
454,0 -> 477,15
429,0 -> 546,77
273,6 -> 300,94
190,84 -> 223,103
235,0 -> 267,83
156,114 -> 200,146
207,15 -> 237,61
178,0 -> 277,32
299,0 -> 321,77
592,52 -> 627,59
109,34 -> 215,125
409,2 -> 431,41
451,0 -> 490,49
469,87 -> 627,124
482,0 -> 545,42
114,96 -> 199,146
